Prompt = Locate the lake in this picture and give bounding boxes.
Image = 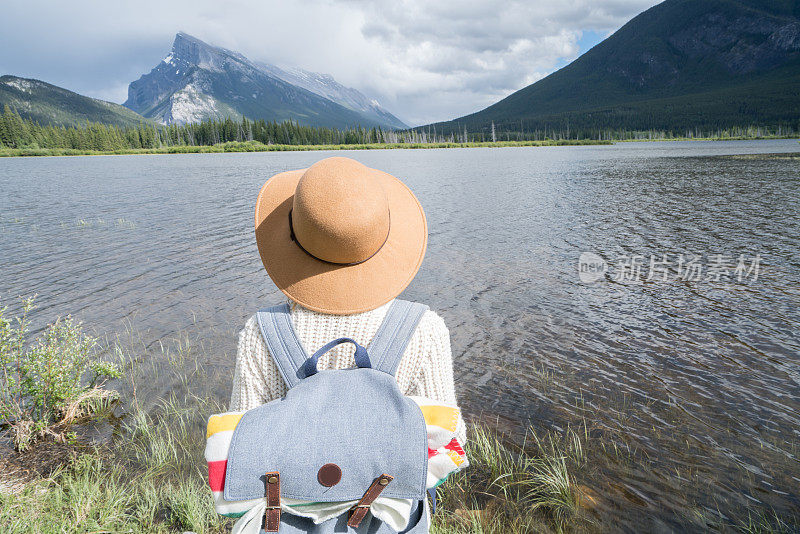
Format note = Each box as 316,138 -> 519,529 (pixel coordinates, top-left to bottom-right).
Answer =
1,140 -> 799,531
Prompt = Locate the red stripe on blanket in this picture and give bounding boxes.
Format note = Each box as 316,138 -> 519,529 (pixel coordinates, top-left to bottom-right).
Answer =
443,438 -> 465,456
208,460 -> 227,492
428,447 -> 437,459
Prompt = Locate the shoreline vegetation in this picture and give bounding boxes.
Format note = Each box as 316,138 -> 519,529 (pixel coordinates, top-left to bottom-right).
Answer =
0,139 -> 613,158
1,105 -> 798,158
0,299 -> 594,533
2,301 -> 796,532
3,135 -> 799,158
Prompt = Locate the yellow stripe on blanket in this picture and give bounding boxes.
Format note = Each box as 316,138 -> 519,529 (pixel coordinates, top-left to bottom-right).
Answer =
207,412 -> 244,438
418,405 -> 459,432
446,449 -> 466,467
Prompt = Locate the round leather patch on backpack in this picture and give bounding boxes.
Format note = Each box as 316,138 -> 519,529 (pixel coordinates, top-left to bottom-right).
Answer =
317,463 -> 342,487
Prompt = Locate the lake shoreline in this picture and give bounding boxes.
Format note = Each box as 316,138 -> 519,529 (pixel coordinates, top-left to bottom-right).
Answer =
0,297 -> 593,533
0,139 -> 609,158
1,136 -> 797,158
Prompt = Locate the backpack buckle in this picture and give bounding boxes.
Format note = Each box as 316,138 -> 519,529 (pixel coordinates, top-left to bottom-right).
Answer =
263,471 -> 281,532
347,474 -> 394,528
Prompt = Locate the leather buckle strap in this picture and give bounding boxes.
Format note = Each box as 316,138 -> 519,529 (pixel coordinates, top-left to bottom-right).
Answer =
263,472 -> 281,532
347,474 -> 394,528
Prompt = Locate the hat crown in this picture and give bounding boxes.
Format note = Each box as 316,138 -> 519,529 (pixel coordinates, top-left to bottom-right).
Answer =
291,157 -> 390,264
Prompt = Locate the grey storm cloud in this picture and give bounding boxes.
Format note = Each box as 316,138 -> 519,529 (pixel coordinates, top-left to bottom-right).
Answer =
0,0 -> 661,126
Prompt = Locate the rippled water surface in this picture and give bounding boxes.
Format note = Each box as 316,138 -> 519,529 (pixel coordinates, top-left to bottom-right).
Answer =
1,140 -> 799,531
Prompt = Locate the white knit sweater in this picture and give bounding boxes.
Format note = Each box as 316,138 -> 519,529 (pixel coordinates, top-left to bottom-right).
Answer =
229,299 -> 466,444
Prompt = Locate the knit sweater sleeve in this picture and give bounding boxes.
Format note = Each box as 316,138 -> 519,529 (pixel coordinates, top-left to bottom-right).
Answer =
408,311 -> 468,446
229,315 -> 287,411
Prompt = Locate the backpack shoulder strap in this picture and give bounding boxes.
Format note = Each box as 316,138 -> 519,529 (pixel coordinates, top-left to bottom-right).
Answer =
255,303 -> 310,389
369,299 -> 429,376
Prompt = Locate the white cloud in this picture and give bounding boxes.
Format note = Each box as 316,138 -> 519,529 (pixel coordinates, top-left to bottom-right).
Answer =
0,0 -> 661,126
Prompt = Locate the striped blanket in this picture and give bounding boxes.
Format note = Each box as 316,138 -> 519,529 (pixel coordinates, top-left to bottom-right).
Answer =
205,396 -> 468,518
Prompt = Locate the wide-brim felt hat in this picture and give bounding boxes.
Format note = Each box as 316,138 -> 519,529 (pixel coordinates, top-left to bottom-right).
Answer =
255,156 -> 427,315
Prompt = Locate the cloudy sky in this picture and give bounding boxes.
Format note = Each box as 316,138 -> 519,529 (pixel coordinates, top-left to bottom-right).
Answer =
1,0 -> 661,126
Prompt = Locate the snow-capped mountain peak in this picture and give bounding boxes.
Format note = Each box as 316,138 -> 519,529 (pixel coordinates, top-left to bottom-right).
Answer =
123,33 -> 407,129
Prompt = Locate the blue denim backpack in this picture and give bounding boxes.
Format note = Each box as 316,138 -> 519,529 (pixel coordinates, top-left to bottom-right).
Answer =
223,299 -> 432,533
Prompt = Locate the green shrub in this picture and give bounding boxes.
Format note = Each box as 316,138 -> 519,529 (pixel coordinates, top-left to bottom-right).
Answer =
0,297 -> 121,450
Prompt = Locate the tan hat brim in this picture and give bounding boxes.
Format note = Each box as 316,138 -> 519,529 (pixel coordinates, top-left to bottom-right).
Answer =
255,166 -> 427,315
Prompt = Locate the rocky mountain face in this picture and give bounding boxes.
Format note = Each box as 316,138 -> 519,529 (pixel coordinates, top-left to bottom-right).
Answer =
0,75 -> 146,127
124,33 -> 405,129
592,0 -> 800,90
666,12 -> 800,75
431,0 -> 800,134
256,63 -> 407,129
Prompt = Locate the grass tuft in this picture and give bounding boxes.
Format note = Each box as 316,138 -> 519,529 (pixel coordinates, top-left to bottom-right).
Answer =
0,393 -> 231,533
432,425 -> 589,533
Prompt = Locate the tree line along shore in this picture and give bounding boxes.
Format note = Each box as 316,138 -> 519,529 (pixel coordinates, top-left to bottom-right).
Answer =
2,106 -> 799,158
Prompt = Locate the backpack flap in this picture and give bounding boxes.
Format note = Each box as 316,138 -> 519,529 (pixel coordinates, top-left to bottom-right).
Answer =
222,367 -> 428,503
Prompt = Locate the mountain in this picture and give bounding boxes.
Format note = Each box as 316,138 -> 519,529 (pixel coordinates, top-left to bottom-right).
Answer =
430,0 -> 800,135
255,63 -> 407,129
0,75 -> 147,127
124,33 -> 404,129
